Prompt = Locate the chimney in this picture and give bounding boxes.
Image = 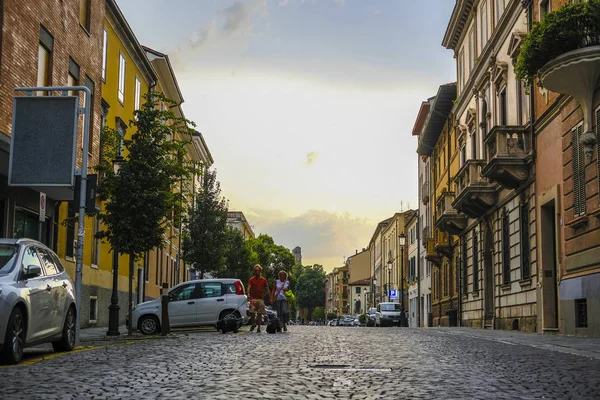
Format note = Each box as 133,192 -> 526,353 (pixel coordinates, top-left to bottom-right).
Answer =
355,250 -> 358,254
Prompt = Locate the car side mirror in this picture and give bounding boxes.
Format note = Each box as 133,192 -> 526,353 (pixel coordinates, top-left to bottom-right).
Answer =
24,265 -> 41,279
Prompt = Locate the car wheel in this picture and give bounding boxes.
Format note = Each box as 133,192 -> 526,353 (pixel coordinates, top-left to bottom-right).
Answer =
52,306 -> 76,352
1,307 -> 25,365
138,315 -> 160,335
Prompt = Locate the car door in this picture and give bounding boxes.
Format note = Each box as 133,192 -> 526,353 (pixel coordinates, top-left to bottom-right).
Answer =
21,246 -> 53,342
375,304 -> 381,326
37,247 -> 65,334
196,282 -> 225,324
168,283 -> 199,327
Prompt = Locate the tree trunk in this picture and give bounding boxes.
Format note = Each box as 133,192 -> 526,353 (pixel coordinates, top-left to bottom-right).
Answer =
128,254 -> 134,336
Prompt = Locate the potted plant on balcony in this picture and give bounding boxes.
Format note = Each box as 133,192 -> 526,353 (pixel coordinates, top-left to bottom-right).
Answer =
516,0 -> 600,158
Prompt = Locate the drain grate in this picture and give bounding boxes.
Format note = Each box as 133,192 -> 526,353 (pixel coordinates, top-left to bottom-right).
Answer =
310,364 -> 392,372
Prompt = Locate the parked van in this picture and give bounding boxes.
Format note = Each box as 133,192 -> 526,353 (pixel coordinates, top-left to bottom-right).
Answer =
375,302 -> 403,327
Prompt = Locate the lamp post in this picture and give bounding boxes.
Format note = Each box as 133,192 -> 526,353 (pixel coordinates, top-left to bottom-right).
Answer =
387,262 -> 392,302
373,278 -> 377,306
363,287 -> 367,314
399,232 -> 406,326
107,155 -> 125,336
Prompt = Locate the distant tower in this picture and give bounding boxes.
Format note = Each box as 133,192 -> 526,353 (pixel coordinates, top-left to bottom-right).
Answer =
292,246 -> 302,265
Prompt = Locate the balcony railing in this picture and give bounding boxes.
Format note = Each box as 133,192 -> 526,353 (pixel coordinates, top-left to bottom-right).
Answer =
435,191 -> 454,218
425,237 -> 442,265
421,181 -> 430,205
421,226 -> 429,248
482,125 -> 533,189
435,191 -> 467,235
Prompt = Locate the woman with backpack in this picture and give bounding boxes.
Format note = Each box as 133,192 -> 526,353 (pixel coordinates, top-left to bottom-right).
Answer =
271,271 -> 291,332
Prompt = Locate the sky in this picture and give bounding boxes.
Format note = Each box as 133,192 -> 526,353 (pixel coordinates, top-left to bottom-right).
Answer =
118,0 -> 456,272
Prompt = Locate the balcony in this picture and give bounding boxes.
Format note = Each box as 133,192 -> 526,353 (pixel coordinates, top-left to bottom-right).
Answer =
421,226 -> 429,249
425,238 -> 442,265
481,125 -> 532,189
434,191 -> 467,236
433,229 -> 452,258
452,160 -> 497,219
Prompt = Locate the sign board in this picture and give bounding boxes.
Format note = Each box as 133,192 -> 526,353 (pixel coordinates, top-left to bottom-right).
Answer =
9,96 -> 79,200
39,192 -> 46,222
389,289 -> 398,300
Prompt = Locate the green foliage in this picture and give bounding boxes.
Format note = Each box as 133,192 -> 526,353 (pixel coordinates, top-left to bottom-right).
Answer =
327,312 -> 337,320
516,0 -> 600,88
312,306 -> 325,322
96,92 -> 198,256
247,234 -> 296,283
182,169 -> 228,278
359,313 -> 367,324
213,226 -> 254,284
296,264 -> 326,320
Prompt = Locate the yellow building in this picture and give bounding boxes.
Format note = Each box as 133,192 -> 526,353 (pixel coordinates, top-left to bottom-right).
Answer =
226,211 -> 256,240
55,0 -> 157,327
417,83 -> 462,327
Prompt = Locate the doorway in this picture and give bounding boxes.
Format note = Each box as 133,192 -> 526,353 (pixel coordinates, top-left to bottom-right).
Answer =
483,223 -> 494,321
541,200 -> 559,329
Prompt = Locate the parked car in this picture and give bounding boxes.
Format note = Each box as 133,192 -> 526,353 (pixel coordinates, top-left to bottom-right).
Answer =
327,319 -> 337,326
131,279 -> 248,335
337,315 -> 355,327
367,308 -> 377,327
0,239 -> 76,364
375,302 -> 404,327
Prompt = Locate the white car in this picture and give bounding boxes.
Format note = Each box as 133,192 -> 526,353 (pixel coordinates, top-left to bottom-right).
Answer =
131,279 -> 248,335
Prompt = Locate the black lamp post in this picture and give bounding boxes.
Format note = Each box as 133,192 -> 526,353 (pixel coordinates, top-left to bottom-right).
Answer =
399,232 -> 406,326
363,287 -> 367,314
373,278 -> 377,306
107,155 -> 125,337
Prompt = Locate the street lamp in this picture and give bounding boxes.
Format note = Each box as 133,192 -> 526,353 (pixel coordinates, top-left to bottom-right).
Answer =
387,262 -> 392,302
363,287 -> 367,314
399,232 -> 406,326
373,278 -> 377,306
107,155 -> 126,337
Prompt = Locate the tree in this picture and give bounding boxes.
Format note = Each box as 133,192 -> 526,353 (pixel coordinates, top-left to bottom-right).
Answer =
247,234 -> 295,283
214,226 -> 253,284
296,264 -> 326,321
96,92 -> 197,335
182,169 -> 228,279
312,307 -> 325,323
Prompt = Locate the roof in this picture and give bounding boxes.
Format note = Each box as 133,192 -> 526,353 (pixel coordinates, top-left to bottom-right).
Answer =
411,97 -> 434,136
442,0 -> 475,50
143,46 -> 184,103
349,277 -> 371,286
416,83 -> 456,156
368,217 -> 393,246
192,131 -> 214,166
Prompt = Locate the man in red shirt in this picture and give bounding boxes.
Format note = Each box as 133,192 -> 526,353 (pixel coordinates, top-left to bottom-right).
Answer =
247,264 -> 271,333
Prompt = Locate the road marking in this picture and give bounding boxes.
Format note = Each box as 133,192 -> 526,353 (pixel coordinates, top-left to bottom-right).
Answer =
0,345 -> 97,369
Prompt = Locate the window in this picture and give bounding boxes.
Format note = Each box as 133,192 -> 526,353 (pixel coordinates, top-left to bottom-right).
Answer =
458,50 -> 465,92
462,238 -> 468,293
443,264 -> 449,297
516,80 -> 523,126
461,145 -> 466,167
355,287 -> 361,294
496,0 -> 506,24
575,299 -> 588,328
13,208 -> 40,241
50,252 -> 65,273
92,213 -> 100,267
38,248 -> 58,275
116,117 -> 126,156
22,246 -> 42,273
469,28 -> 476,72
80,0 -> 90,31
471,131 -> 477,160
84,76 -> 95,154
118,53 -> 126,104
38,26 -> 54,89
540,0 -> 550,21
480,1 -> 488,51
68,57 -> 79,96
572,123 -> 586,217
89,297 -> 97,322
102,29 -> 108,81
499,87 -> 507,125
134,77 -> 141,111
520,203 -> 530,280
201,282 -> 223,297
170,283 -> 199,301
473,232 -> 479,292
502,209 -> 511,284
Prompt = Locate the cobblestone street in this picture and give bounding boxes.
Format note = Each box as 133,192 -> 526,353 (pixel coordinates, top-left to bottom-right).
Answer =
1,326 -> 600,399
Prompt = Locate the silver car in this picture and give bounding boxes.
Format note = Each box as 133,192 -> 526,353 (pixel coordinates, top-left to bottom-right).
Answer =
0,239 -> 76,364
131,278 -> 249,335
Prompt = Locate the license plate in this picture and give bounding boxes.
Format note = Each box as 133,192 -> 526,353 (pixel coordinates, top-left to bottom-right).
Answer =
393,320 -> 399,323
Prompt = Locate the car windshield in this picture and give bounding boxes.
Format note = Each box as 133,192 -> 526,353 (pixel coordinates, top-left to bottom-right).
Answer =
381,303 -> 402,311
0,244 -> 19,276
369,308 -> 377,314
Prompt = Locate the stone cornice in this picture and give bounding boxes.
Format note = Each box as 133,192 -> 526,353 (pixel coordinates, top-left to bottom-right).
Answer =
443,0 -> 475,50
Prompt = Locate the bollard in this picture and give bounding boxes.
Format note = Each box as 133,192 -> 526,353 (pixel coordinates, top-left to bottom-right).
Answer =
161,282 -> 170,336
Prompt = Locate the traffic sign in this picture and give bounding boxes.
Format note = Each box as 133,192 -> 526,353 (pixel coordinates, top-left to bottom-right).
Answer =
39,192 -> 46,222
389,289 -> 398,299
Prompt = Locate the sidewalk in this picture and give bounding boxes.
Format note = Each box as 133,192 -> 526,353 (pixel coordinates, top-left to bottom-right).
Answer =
77,325 -> 217,343
431,327 -> 600,359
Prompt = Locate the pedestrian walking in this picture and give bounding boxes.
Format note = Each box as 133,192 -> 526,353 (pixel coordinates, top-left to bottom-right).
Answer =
271,270 -> 290,332
247,264 -> 271,333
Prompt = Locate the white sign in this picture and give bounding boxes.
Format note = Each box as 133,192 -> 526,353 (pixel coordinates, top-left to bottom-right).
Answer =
39,192 -> 46,222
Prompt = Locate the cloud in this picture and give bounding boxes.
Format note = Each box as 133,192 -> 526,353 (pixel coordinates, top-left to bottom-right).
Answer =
249,209 -> 375,271
303,151 -> 319,166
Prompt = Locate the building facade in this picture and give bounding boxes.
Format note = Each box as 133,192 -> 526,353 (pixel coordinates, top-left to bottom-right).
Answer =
442,0 -> 538,331
406,213 -> 419,327
349,278 -> 370,315
226,211 -> 255,240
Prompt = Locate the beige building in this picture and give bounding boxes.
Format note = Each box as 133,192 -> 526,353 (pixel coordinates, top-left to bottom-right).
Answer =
347,248 -> 370,282
226,211 -> 255,240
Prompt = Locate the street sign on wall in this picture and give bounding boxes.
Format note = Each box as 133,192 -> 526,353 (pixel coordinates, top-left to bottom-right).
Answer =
389,289 -> 398,300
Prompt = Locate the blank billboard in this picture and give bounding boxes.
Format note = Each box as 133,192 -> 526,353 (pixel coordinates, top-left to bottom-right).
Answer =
8,96 -> 79,195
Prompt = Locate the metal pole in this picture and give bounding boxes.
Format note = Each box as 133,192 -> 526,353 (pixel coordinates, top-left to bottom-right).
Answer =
107,250 -> 120,335
16,86 -> 92,346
